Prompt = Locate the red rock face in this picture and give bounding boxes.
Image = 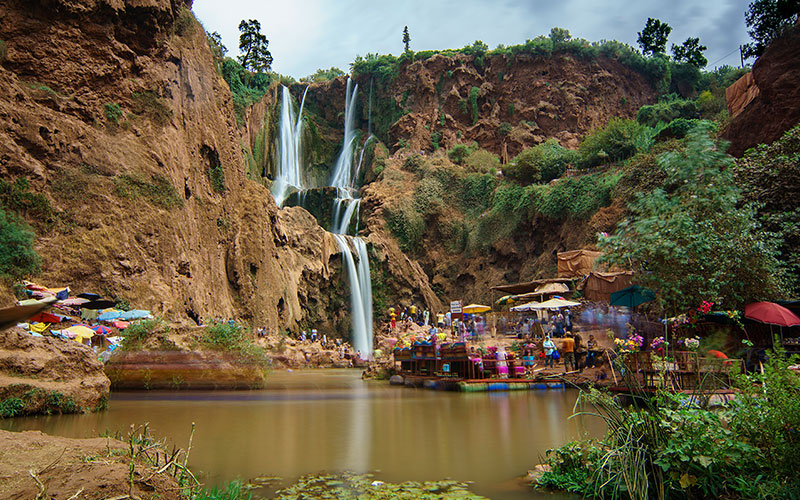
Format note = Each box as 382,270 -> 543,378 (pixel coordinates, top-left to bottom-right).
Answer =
722,31 -> 800,156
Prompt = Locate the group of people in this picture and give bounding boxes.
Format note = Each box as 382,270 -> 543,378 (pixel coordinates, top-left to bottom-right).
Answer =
389,305 -> 446,330
541,332 -> 600,372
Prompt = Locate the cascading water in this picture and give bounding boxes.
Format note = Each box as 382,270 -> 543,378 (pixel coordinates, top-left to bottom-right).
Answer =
329,78 -> 373,359
271,85 -> 309,207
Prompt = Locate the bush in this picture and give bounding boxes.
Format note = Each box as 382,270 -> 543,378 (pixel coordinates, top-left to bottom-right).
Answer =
636,97 -> 698,127
464,149 -> 500,174
459,173 -> 496,214
403,154 -> 425,172
506,139 -> 578,183
448,143 -> 474,165
498,122 -> 512,136
386,198 -> 424,253
412,177 -> 444,216
578,118 -> 654,168
221,58 -> 271,126
121,319 -> 167,350
0,177 -> 59,227
104,102 -> 123,124
0,209 -> 40,282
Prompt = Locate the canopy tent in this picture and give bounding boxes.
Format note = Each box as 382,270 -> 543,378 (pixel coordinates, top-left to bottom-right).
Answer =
462,304 -> 491,314
610,285 -> 656,308
557,249 -> 603,278
511,297 -> 580,312
491,278 -> 573,296
579,271 -> 634,302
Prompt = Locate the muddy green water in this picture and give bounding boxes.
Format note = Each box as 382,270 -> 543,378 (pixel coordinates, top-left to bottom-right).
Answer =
1,370 -> 603,499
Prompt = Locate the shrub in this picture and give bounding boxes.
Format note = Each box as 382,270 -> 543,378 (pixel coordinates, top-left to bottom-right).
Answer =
506,139 -> 578,183
403,154 -> 424,172
498,122 -> 512,136
459,173 -> 496,214
104,102 -> 123,124
448,143 -> 474,165
221,58 -> 271,126
412,177 -> 444,216
696,90 -> 726,118
0,209 -> 40,282
636,97 -> 698,127
121,319 -> 167,350
464,149 -> 500,174
578,118 -> 654,168
386,198 -> 424,253
0,177 -> 58,227
208,164 -> 226,193
430,130 -> 442,150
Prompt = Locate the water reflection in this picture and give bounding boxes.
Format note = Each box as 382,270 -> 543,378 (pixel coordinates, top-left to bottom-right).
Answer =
0,370 -> 600,499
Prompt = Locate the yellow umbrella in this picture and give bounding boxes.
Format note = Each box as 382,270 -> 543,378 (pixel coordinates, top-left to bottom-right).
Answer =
64,325 -> 95,342
463,304 -> 491,314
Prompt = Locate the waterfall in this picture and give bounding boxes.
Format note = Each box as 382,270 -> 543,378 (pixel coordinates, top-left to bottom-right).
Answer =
329,77 -> 373,360
272,85 -> 309,207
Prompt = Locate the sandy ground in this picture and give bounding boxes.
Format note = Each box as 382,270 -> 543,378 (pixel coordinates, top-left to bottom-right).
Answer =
0,429 -> 184,500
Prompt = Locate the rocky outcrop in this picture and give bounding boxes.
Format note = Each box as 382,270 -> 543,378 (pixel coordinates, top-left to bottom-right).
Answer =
723,30 -> 800,156
0,0 -> 348,334
0,329 -> 109,415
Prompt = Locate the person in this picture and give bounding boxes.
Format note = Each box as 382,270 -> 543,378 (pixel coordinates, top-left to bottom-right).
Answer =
301,330 -> 307,342
436,311 -> 445,328
553,311 -> 565,337
543,336 -> 557,368
390,308 -> 396,330
423,309 -> 430,326
586,334 -> 598,368
572,331 -> 585,372
409,304 -> 417,322
565,308 -> 573,331
561,333 -> 575,372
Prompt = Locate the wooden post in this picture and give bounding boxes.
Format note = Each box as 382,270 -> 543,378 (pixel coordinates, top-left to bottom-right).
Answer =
605,351 -> 618,385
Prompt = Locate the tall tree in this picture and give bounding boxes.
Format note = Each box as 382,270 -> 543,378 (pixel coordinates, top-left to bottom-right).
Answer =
206,30 -> 227,59
402,26 -> 411,52
742,0 -> 800,58
671,37 -> 708,67
600,125 -> 786,313
237,19 -> 273,72
637,17 -> 672,56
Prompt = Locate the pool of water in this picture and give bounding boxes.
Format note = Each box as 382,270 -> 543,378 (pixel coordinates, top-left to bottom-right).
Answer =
0,369 -> 602,499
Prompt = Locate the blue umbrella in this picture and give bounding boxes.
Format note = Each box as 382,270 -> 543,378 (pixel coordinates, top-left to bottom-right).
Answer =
98,310 -> 123,321
610,285 -> 656,308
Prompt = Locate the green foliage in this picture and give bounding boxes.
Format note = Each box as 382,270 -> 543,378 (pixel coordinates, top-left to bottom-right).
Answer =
469,86 -> 480,124
386,198 -> 424,253
195,480 -> 252,500
413,177 -> 444,216
600,125 -> 786,312
0,177 -> 58,227
208,164 -> 226,193
430,130 -> 442,150
537,172 -> 620,219
0,397 -> 24,418
0,209 -> 40,282
114,174 -> 184,209
131,91 -> 172,126
459,173 -> 496,214
506,139 -> 578,183
274,472 -> 487,500
448,143 -> 474,165
0,386 -> 79,418
351,53 -> 399,85
578,118 -> 655,168
237,19 -> 272,72
671,37 -> 708,68
735,124 -> 800,294
121,319 -> 167,350
743,0 -> 800,58
637,17 -> 672,55
402,25 -> 410,52
549,27 -> 572,47
498,122 -> 512,136
206,31 -> 227,60
302,67 -> 345,82
464,148 -> 500,174
221,57 -> 272,126
636,96 -> 698,127
104,102 -> 123,124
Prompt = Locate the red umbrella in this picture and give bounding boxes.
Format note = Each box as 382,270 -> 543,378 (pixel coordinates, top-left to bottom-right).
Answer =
744,302 -> 800,326
90,324 -> 112,335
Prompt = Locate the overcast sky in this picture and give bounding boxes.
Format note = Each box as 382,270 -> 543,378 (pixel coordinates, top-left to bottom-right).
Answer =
192,0 -> 752,79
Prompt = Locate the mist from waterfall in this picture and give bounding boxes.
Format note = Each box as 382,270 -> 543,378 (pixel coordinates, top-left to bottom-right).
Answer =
272,85 -> 309,207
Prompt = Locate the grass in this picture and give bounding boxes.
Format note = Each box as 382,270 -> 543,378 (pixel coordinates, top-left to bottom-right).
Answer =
104,102 -> 123,124
120,319 -> 169,351
114,173 -> 184,209
0,385 -> 80,417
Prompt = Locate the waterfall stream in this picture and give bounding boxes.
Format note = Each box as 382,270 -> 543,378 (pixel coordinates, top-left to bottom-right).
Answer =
272,85 -> 309,207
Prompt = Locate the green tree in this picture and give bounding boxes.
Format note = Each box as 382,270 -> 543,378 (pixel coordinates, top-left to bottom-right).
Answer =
637,17 -> 672,56
206,30 -> 227,59
0,208 -> 40,282
237,19 -> 273,72
671,37 -> 708,67
743,0 -> 800,58
402,26 -> 410,52
600,125 -> 785,313
549,27 -> 571,47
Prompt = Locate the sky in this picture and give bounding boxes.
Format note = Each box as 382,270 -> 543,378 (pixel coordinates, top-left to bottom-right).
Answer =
192,0 -> 753,79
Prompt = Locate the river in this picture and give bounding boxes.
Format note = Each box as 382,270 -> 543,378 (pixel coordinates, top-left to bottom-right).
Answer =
0,369 -> 603,499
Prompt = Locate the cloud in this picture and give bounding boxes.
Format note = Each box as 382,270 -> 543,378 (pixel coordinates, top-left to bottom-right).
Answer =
192,0 -> 753,77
